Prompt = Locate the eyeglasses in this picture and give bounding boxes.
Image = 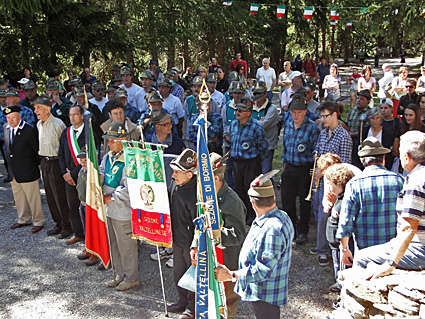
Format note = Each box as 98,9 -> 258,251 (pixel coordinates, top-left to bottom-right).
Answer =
406,86 -> 414,89
157,122 -> 172,127
240,68 -> 245,71
320,113 -> 333,119
236,109 -> 250,113
217,71 -> 223,74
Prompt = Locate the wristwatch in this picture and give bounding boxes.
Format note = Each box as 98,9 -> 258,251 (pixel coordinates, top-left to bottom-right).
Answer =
341,246 -> 349,252
387,260 -> 398,268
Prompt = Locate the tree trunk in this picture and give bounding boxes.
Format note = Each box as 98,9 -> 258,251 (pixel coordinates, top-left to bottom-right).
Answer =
331,27 -> 335,58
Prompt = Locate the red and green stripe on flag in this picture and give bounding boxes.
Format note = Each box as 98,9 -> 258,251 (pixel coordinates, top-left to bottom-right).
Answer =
304,7 -> 313,19
330,7 -> 339,20
277,5 -> 286,18
250,3 -> 259,15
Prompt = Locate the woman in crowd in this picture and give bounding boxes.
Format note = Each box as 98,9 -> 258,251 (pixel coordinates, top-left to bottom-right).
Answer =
236,63 -> 247,86
322,64 -> 340,101
64,69 -> 75,93
397,78 -> 418,116
390,66 -> 409,116
353,107 -> 395,170
417,66 -> 425,93
418,93 -> 425,124
215,67 -> 229,94
358,66 -> 376,107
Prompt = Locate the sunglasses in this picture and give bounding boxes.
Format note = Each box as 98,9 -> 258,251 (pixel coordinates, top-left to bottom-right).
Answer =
406,86 -> 415,89
236,109 -> 250,113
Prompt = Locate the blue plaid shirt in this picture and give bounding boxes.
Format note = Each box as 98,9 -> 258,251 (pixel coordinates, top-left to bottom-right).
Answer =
170,83 -> 184,102
0,105 -> 36,139
230,117 -> 269,161
101,103 -> 141,124
282,116 -> 319,166
236,207 -> 294,306
315,124 -> 353,163
187,111 -> 223,150
337,165 -> 404,250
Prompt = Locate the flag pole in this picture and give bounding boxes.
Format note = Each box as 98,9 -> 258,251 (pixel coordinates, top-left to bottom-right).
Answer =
198,79 -> 228,318
156,244 -> 169,317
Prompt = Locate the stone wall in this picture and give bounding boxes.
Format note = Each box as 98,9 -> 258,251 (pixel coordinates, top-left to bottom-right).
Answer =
331,268 -> 425,318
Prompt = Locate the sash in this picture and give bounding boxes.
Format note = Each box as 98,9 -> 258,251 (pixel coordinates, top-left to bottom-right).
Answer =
67,127 -> 81,166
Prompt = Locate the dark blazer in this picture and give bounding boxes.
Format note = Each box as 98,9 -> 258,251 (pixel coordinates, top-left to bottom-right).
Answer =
3,121 -> 40,183
58,125 -> 86,183
353,125 -> 395,170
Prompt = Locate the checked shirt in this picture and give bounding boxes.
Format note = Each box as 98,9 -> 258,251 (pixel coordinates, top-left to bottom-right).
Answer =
315,124 -> 353,163
281,116 -> 319,166
230,117 -> 269,161
337,165 -> 404,250
236,207 -> 294,306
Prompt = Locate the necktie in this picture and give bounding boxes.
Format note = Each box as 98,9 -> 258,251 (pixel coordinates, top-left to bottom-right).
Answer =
74,129 -> 78,139
10,129 -> 15,148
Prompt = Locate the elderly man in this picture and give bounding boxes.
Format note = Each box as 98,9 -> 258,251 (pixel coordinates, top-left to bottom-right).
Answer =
81,67 -> 97,90
4,105 -> 44,233
281,93 -> 320,245
4,88 -> 35,127
256,58 -> 276,102
353,131 -> 425,278
58,105 -> 86,244
347,89 -> 371,140
215,172 -> 294,319
65,75 -> 84,105
278,61 -> 292,94
230,97 -> 269,225
337,137 -> 404,266
89,80 -> 108,112
34,95 -> 71,237
251,81 -> 279,174
191,153 -> 246,319
101,121 -> 139,291
158,78 -> 185,137
206,73 -> 226,110
20,80 -> 39,112
280,71 -> 303,112
167,149 -> 198,319
119,66 -> 144,112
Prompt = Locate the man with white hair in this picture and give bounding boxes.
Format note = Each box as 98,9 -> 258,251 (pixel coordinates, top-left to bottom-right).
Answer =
256,58 -> 276,102
280,71 -> 303,112
378,63 -> 394,100
354,131 -> 425,279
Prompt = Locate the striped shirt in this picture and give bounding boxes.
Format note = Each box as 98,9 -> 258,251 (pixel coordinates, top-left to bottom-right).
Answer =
337,165 -> 404,249
37,114 -> 67,157
315,124 -> 353,163
397,164 -> 425,245
236,207 -> 294,306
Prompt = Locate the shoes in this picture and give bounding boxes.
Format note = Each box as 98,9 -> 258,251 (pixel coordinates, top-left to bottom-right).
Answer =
3,176 -> 11,183
116,280 -> 139,291
107,275 -> 124,288
150,247 -> 173,261
98,262 -> 106,271
329,282 -> 342,293
179,311 -> 195,319
165,256 -> 174,268
32,226 -> 43,233
77,250 -> 90,260
10,222 -> 31,229
167,303 -> 186,313
57,230 -> 72,239
85,255 -> 99,266
295,233 -> 307,245
66,236 -> 84,245
319,254 -> 330,267
309,248 -> 318,255
47,226 -> 62,236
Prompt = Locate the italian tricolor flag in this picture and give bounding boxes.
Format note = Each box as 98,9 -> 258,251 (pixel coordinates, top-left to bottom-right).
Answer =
330,7 -> 339,20
347,22 -> 353,28
85,120 -> 110,268
250,3 -> 259,15
222,1 -> 232,6
277,5 -> 286,18
304,7 -> 313,19
330,21 -> 336,28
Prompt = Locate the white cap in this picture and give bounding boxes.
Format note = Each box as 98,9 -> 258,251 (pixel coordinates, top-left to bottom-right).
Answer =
18,78 -> 30,84
381,98 -> 393,107
382,63 -> 390,71
289,71 -> 302,80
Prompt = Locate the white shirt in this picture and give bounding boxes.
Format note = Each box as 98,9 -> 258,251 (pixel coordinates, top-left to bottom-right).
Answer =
120,83 -> 145,111
378,71 -> 394,99
280,86 -> 295,110
210,90 -> 226,110
256,67 -> 276,91
89,97 -> 109,111
162,94 -> 185,125
73,123 -> 84,139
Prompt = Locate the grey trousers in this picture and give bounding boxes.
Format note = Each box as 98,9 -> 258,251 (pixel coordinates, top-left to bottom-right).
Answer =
107,217 -> 139,283
252,300 -> 280,319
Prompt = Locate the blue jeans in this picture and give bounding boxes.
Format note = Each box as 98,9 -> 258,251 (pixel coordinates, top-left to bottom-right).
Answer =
354,238 -> 425,271
311,181 -> 330,256
225,146 -> 235,189
266,91 -> 273,102
261,149 -> 275,174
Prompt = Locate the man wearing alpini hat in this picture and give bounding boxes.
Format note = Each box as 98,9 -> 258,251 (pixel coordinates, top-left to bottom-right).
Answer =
101,121 -> 139,291
215,171 -> 294,319
337,137 -> 404,266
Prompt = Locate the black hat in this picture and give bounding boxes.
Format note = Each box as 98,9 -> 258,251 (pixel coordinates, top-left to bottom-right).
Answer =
191,76 -> 203,86
5,88 -> 19,97
157,78 -> 173,88
228,71 -> 240,83
46,79 -> 59,91
235,96 -> 254,111
149,59 -> 158,65
140,70 -> 154,80
120,66 -> 132,75
113,87 -> 128,99
34,94 -> 53,108
77,145 -> 87,159
230,81 -> 245,94
358,89 -> 372,100
103,121 -> 128,139
68,75 -> 82,86
150,108 -> 172,125
288,93 -> 307,111
3,105 -> 21,115
253,81 -> 267,94
23,80 -> 37,90
170,149 -> 197,173
146,90 -> 164,103
206,73 -> 218,83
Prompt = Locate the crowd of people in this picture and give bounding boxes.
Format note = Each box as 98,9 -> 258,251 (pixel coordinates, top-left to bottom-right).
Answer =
2,52 -> 425,319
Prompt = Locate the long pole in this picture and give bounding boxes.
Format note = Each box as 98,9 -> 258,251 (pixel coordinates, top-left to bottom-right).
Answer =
156,244 -> 169,317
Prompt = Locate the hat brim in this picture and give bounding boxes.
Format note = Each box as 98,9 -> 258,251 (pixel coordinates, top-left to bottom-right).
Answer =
103,133 -> 128,140
358,147 -> 390,157
169,161 -> 197,173
248,185 -> 275,197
